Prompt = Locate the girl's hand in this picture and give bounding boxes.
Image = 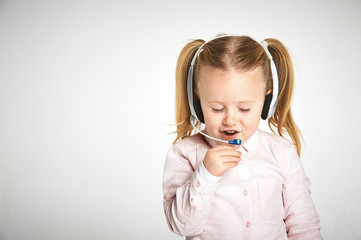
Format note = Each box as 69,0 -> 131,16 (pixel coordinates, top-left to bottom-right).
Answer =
203,145 -> 242,177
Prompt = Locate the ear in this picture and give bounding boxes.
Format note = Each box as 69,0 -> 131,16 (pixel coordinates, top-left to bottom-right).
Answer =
261,93 -> 273,120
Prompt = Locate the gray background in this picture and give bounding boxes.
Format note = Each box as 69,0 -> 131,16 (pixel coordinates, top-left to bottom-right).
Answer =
0,0 -> 360,239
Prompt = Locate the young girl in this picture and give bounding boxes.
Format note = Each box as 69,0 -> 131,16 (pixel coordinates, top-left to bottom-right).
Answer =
163,35 -> 322,240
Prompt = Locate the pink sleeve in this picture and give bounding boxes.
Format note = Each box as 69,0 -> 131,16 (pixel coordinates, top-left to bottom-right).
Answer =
282,146 -> 323,240
162,145 -> 218,236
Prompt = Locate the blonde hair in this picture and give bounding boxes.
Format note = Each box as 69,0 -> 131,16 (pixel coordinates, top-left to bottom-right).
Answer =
174,36 -> 303,156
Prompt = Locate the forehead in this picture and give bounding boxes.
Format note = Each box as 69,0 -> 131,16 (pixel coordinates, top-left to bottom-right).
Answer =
197,66 -> 266,101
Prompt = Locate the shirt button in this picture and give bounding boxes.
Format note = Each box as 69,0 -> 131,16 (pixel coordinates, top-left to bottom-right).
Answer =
196,181 -> 201,188
243,189 -> 248,196
245,221 -> 251,228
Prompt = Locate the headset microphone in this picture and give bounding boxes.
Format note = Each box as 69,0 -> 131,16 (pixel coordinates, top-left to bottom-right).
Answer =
190,116 -> 242,145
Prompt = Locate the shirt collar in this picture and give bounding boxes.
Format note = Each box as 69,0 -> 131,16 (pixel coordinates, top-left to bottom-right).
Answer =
203,129 -> 259,153
241,130 -> 259,153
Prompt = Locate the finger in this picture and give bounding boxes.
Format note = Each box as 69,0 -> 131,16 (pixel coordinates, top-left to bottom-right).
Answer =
213,144 -> 238,151
214,144 -> 237,149
213,145 -> 242,153
222,155 -> 242,163
217,149 -> 242,158
223,161 -> 240,169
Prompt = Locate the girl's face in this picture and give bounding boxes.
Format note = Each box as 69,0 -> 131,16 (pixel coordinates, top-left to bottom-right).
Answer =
197,66 -> 266,145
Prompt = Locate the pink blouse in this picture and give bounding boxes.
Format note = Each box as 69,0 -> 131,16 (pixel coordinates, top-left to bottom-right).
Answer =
163,130 -> 322,240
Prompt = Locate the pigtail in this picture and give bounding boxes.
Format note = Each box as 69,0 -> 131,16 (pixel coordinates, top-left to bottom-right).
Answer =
266,39 -> 303,156
173,39 -> 205,144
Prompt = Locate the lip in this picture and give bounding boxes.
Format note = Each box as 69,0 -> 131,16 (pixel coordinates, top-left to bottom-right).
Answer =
220,130 -> 240,140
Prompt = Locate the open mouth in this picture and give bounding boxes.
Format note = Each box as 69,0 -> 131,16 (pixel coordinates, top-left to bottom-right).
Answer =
220,130 -> 239,139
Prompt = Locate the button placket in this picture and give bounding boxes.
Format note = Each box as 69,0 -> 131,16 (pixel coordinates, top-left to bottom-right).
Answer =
238,158 -> 249,181
239,149 -> 247,164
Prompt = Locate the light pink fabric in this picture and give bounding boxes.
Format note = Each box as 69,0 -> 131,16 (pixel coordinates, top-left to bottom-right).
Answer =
163,130 -> 322,240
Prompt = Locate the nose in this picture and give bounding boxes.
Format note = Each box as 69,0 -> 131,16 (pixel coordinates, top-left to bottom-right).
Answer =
222,109 -> 237,127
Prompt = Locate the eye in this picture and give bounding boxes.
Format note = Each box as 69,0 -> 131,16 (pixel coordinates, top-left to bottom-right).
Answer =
239,108 -> 251,112
212,108 -> 224,113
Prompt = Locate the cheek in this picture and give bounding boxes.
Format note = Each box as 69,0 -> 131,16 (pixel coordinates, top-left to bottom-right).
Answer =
203,111 -> 222,130
245,117 -> 260,130
242,105 -> 263,126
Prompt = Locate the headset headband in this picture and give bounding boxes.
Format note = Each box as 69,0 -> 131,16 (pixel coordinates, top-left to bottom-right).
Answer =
187,35 -> 279,122
260,40 -> 279,118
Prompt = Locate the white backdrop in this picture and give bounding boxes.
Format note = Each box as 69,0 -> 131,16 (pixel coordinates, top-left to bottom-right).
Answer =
0,0 -> 360,239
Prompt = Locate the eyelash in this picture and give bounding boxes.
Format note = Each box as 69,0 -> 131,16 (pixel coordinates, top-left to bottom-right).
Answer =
212,108 -> 224,113
212,108 -> 250,113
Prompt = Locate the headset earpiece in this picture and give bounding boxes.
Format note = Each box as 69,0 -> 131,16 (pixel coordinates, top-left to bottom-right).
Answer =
261,94 -> 273,120
193,98 -> 204,123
